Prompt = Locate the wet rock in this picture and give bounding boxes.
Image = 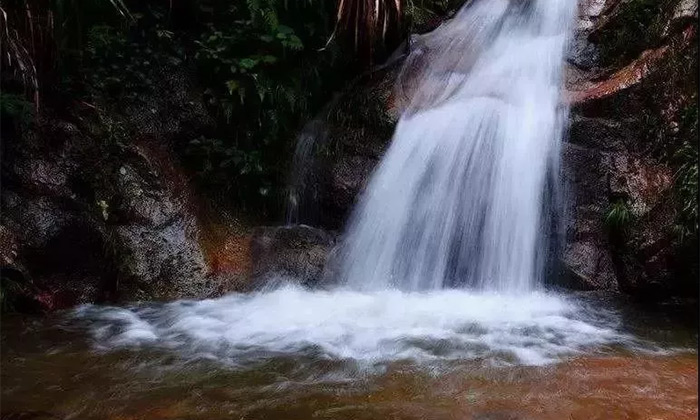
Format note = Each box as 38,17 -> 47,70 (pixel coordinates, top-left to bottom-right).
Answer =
567,114 -> 634,151
614,196 -> 677,296
566,0 -> 617,70
560,0 -> 697,296
0,225 -> 40,311
605,156 -> 677,297
607,155 -> 673,218
562,129 -> 679,293
672,0 -> 698,20
290,65 -> 399,229
568,2 -> 600,69
1,122 -> 112,308
250,225 -> 336,288
561,143 -> 618,290
108,143 -> 210,301
2,133 -> 210,305
1,69 -> 215,308
567,31 -> 599,70
568,46 -> 671,105
324,154 -> 382,222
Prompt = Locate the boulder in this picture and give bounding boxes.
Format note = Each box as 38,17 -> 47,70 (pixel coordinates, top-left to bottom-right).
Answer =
1,69 -> 217,308
106,141 -> 211,301
288,64 -> 399,229
250,225 -> 337,288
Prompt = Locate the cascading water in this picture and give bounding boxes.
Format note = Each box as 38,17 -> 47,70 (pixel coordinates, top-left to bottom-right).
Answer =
62,0 -> 676,369
340,0 -> 575,292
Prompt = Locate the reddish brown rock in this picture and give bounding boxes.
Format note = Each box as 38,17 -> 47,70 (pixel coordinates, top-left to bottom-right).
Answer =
561,0 -> 697,296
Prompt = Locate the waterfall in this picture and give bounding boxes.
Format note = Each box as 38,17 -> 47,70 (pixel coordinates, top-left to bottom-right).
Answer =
55,0 -> 682,377
339,0 -> 576,292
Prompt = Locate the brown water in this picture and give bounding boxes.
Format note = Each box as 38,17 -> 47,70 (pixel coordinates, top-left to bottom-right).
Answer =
1,293 -> 697,420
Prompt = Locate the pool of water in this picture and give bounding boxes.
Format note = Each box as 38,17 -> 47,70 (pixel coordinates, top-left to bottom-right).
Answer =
1,286 -> 697,420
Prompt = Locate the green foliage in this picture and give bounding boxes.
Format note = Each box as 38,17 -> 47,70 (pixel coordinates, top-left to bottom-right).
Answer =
194,15 -> 308,125
185,136 -> 267,193
605,199 -> 632,232
0,0 -> 131,105
179,0 -> 353,211
1,0 -> 355,215
79,8 -> 186,102
4,0 -> 439,216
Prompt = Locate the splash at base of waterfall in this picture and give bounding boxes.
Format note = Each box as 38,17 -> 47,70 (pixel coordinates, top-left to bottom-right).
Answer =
73,285 -> 670,367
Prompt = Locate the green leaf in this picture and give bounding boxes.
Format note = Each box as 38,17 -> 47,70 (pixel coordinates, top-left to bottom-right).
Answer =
239,58 -> 258,69
288,35 -> 303,49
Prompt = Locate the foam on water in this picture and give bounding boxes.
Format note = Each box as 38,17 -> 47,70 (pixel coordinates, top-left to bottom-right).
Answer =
73,285 -> 652,367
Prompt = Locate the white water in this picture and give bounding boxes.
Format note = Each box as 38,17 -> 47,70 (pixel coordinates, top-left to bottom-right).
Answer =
69,1 -> 647,369
76,285 -> 649,367
339,0 -> 574,292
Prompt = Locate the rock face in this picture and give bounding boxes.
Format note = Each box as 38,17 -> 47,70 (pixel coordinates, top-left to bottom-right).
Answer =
249,225 -> 337,288
287,64 -> 400,229
107,140 -> 213,301
561,0 -> 697,296
560,142 -> 676,292
566,0 -> 610,70
1,70 -> 219,309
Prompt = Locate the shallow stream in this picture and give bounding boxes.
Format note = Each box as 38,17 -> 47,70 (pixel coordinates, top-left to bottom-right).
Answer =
2,287 -> 696,420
